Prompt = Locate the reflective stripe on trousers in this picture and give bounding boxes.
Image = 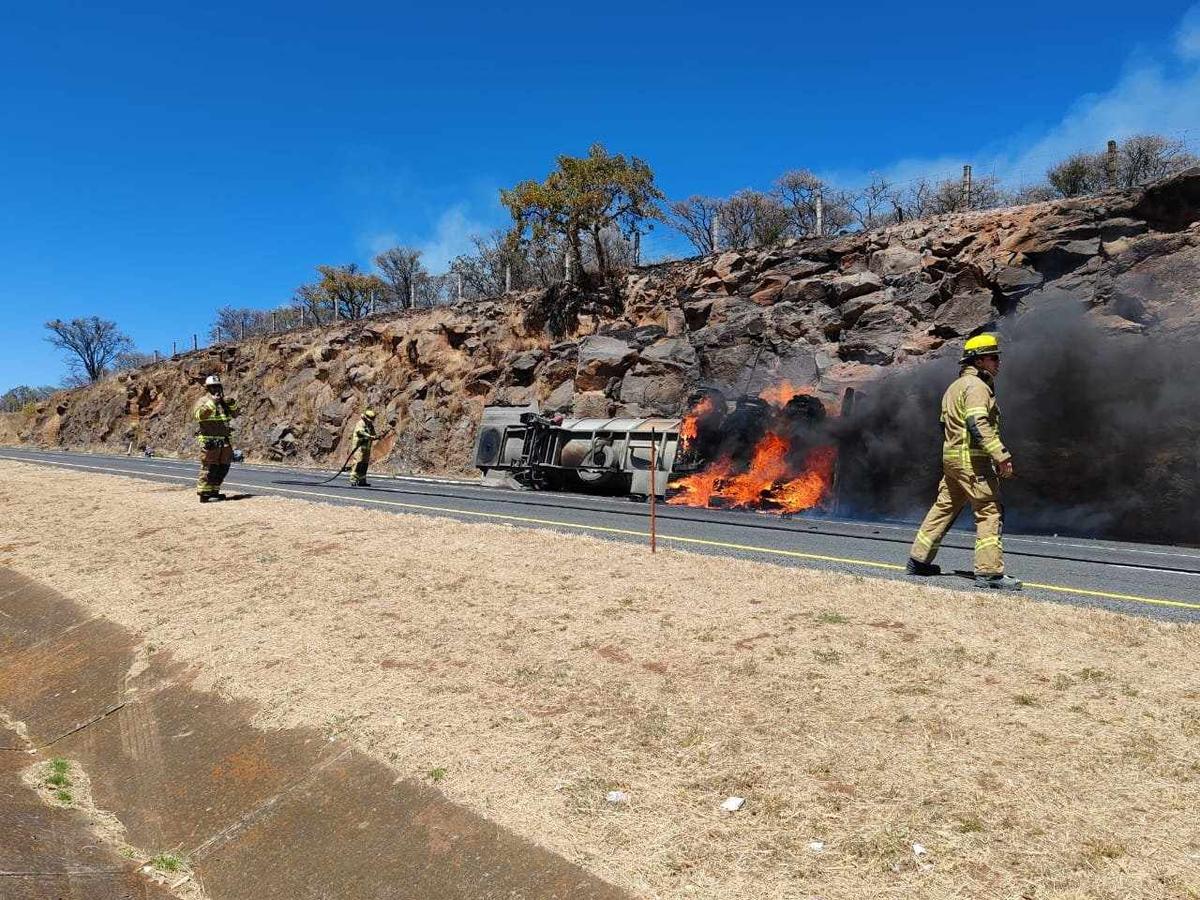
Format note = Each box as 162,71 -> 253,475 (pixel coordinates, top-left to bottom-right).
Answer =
909,460 -> 1004,575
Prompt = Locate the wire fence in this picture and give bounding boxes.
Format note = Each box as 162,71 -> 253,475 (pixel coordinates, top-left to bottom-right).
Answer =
863,128 -> 1200,205
148,131 -> 1200,361
148,304 -> 424,365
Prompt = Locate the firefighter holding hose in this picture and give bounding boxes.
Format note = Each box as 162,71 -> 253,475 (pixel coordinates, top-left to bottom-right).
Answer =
194,374 -> 239,503
906,334 -> 1022,591
348,408 -> 384,487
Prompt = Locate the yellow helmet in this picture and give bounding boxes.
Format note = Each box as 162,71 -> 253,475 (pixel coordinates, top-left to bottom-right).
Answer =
362,409 -> 377,420
961,333 -> 1001,364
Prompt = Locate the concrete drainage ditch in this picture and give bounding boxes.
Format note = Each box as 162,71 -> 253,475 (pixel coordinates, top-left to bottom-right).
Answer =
0,568 -> 628,900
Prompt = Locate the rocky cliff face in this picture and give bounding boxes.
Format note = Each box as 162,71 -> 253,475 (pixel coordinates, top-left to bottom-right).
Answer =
6,170 -> 1200,489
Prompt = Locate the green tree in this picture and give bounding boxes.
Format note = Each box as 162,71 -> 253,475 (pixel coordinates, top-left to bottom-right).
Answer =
0,385 -> 56,413
501,143 -> 663,282
1048,152 -> 1105,198
719,189 -> 790,248
291,264 -> 387,323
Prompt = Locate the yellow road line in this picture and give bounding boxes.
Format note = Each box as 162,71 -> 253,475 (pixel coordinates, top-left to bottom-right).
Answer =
4,455 -> 1198,612
1021,582 -> 1200,609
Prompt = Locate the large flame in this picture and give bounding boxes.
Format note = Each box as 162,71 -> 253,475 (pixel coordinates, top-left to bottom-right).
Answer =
666,458 -> 733,507
773,445 -> 837,513
679,395 -> 716,449
668,385 -> 837,515
667,440 -> 836,514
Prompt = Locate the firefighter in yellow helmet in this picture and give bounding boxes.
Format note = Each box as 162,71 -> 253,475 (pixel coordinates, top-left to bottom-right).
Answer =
348,409 -> 384,487
906,334 -> 1022,590
194,375 -> 240,502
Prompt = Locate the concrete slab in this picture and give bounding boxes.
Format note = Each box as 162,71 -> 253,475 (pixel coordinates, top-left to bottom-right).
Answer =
198,749 -> 628,900
0,873 -> 175,899
0,725 -> 173,900
0,616 -> 133,749
0,567 -> 92,657
57,662 -> 350,855
0,572 -> 631,900
0,741 -> 119,875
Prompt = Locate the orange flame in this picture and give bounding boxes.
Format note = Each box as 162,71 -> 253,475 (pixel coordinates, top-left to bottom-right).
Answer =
666,458 -> 732,507
758,381 -> 813,407
668,434 -> 837,515
716,432 -> 791,507
772,446 -> 837,513
679,395 -> 716,449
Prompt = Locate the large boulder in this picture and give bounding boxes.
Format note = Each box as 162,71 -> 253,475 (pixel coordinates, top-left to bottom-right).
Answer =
750,274 -> 792,306
769,302 -> 841,341
619,368 -> 689,415
543,379 -> 575,412
755,346 -> 819,390
572,390 -> 612,418
782,278 -> 833,305
575,335 -> 638,391
869,246 -> 923,277
318,400 -> 349,425
933,289 -> 996,336
506,349 -> 543,386
699,344 -> 759,391
713,251 -> 750,286
839,304 -> 914,365
1112,241 -> 1200,338
640,337 -> 698,371
828,272 -> 885,303
991,265 -> 1043,301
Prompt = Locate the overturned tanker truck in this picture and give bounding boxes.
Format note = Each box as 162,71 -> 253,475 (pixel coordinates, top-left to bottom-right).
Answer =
472,387 -> 854,514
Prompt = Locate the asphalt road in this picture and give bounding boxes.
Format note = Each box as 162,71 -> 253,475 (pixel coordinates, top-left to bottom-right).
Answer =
3,446 -> 1198,622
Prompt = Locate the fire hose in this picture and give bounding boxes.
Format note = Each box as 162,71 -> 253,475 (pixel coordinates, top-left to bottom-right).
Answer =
316,429 -> 392,485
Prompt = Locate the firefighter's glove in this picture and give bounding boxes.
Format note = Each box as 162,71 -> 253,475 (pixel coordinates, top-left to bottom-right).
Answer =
997,459 -> 1015,479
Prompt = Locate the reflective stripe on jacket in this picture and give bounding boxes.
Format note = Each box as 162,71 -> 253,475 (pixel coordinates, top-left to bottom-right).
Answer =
194,395 -> 239,440
353,420 -> 378,449
940,365 -> 1010,467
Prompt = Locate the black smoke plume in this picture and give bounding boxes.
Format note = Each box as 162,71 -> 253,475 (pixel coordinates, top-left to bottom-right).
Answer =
830,301 -> 1200,546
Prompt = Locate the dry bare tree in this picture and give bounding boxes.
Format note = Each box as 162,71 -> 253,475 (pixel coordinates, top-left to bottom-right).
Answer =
775,169 -> 850,236
373,246 -> 427,309
849,174 -> 901,231
1118,134 -> 1198,188
44,316 -> 133,384
667,195 -> 722,254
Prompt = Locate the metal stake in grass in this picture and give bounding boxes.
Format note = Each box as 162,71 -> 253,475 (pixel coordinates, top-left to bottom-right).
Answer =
649,428 -> 657,554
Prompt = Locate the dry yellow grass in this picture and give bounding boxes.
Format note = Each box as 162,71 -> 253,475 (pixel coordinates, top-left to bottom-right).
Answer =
1,459 -> 1198,899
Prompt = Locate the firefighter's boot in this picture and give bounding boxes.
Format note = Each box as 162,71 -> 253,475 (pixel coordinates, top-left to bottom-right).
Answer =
905,558 -> 941,576
975,573 -> 1023,591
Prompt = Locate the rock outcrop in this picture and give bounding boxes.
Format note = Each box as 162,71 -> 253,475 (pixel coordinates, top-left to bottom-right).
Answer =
5,169 -> 1200,476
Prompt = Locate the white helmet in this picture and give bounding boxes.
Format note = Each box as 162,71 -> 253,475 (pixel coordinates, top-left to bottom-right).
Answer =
204,375 -> 222,387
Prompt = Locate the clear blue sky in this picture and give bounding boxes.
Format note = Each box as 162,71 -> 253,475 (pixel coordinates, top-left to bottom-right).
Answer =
3,1 -> 1199,390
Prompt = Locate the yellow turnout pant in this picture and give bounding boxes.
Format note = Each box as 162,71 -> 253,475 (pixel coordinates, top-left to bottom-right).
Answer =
910,459 -> 1004,575
349,445 -> 371,485
197,439 -> 233,495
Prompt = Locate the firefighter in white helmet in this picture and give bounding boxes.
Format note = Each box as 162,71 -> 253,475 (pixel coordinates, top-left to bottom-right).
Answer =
193,374 -> 240,502
906,333 -> 1022,590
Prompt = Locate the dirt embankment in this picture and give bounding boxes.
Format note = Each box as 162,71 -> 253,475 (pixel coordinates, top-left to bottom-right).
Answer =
5,170 -> 1200,483
1,461 -> 1197,899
